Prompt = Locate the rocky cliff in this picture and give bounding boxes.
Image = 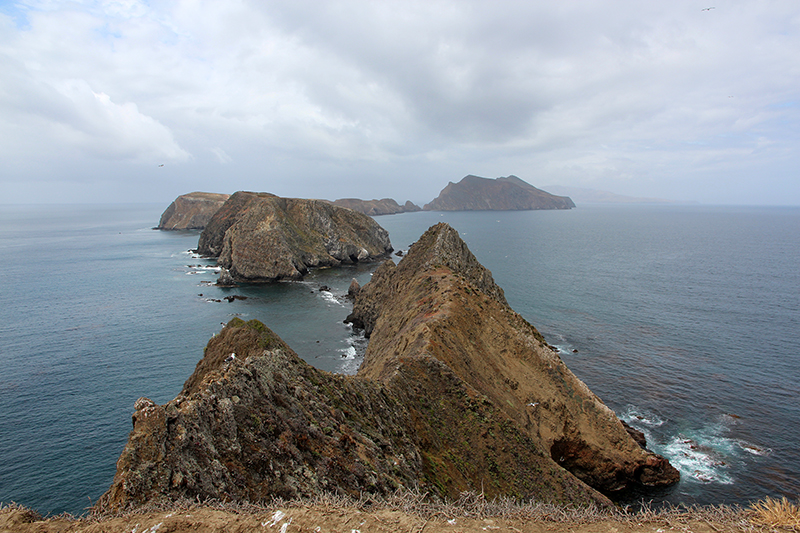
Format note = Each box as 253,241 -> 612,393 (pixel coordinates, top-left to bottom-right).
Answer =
330,198 -> 422,216
346,223 -> 677,494
98,223 -> 677,512
424,175 -> 575,211
196,192 -> 393,282
98,317 -> 608,511
157,192 -> 230,230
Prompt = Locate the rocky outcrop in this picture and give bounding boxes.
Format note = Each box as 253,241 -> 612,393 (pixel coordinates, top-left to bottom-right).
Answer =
424,175 -> 575,211
330,198 -> 422,216
346,223 -> 677,494
157,192 -> 230,230
98,318 -> 609,511
196,192 -> 393,282
97,223 -> 676,513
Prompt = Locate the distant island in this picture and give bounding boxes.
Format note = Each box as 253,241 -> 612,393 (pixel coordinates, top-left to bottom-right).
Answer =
329,198 -> 422,216
156,192 -> 230,230
424,175 -> 575,211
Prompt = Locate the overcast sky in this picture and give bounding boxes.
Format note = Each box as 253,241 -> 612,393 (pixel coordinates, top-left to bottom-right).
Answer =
1,1 -> 798,206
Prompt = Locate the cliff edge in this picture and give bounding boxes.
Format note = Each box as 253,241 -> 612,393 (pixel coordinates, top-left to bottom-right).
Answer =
196,192 -> 393,282
157,192 -> 230,230
424,175 -> 575,211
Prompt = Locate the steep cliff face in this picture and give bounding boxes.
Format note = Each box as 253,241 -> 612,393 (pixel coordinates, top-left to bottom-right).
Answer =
331,198 -> 422,216
347,223 -> 677,494
424,175 -> 575,211
98,318 -> 608,511
157,192 -> 230,230
196,192 -> 393,282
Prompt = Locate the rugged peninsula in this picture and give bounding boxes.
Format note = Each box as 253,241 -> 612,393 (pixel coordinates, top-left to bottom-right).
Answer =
97,223 -> 676,513
330,198 -> 422,216
424,175 -> 575,211
157,192 -> 230,230
196,191 -> 393,282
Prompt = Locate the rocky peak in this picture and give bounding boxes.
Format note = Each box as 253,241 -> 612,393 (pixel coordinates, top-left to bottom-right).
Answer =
157,192 -> 230,230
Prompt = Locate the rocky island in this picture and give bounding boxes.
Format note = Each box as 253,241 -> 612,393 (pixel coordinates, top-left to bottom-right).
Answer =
424,175 -> 575,211
330,198 -> 422,216
196,191 -> 393,283
97,222 -> 676,512
156,192 -> 230,230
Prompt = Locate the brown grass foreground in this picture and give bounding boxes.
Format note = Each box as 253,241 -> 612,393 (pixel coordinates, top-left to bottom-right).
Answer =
2,491 -> 797,533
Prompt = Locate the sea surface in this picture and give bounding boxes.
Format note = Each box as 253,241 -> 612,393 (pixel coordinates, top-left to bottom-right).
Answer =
0,203 -> 798,515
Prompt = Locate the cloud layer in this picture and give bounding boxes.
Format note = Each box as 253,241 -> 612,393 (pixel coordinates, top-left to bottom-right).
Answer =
1,0 -> 798,204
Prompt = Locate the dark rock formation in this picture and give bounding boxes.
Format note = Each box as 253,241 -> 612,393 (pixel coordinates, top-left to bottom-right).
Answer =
347,223 -> 677,494
98,318 -> 608,511
97,223 -> 677,512
424,175 -> 575,211
157,192 -> 230,230
330,198 -> 422,216
197,192 -> 393,282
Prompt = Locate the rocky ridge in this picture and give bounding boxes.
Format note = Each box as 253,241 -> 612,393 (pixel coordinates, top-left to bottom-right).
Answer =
196,191 -> 393,282
331,198 -> 422,216
346,223 -> 677,493
97,222 -> 677,513
424,175 -> 575,211
157,192 -> 230,230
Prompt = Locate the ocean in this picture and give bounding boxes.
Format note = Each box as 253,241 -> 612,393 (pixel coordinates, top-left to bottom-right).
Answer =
0,203 -> 798,515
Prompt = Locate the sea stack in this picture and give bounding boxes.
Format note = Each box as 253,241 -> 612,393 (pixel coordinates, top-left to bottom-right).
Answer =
196,191 -> 393,282
157,192 -> 230,230
424,175 -> 575,211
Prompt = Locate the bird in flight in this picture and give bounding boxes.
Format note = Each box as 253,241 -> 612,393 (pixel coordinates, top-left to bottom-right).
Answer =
702,7 -> 715,10
158,164 -> 165,167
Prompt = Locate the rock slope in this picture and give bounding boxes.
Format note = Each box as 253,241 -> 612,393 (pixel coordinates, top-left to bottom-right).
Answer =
98,318 -> 608,511
331,198 -> 422,216
98,223 -> 677,512
347,223 -> 677,493
196,192 -> 393,282
157,192 -> 230,230
424,175 -> 575,211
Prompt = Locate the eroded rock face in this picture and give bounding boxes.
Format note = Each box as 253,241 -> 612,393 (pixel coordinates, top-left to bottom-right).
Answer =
196,192 -> 393,282
424,175 -> 575,211
347,223 -> 678,494
157,192 -> 230,230
98,318 -> 608,511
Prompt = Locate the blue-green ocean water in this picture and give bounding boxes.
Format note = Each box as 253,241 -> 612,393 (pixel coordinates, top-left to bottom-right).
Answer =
0,204 -> 798,515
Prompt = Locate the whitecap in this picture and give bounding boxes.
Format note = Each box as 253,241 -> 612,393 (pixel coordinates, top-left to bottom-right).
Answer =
661,433 -> 734,485
619,405 -> 665,428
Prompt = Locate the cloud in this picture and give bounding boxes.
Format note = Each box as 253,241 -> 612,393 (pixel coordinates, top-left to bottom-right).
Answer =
0,0 -> 798,204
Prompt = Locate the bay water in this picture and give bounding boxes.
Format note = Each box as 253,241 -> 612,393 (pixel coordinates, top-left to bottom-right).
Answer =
0,203 -> 798,515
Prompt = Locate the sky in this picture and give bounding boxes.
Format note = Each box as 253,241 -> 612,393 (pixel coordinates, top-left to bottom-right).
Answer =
1,1 -> 798,206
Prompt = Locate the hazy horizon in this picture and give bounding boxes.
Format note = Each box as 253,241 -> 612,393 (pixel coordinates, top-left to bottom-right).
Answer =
2,1 -> 798,207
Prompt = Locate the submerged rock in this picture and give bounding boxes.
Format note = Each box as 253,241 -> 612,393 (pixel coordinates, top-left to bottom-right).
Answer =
157,192 -> 230,230
197,192 -> 393,282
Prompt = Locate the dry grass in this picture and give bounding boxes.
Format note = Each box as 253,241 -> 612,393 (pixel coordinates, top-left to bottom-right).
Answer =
16,490 -> 800,531
84,489 -> 753,528
748,496 -> 800,530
